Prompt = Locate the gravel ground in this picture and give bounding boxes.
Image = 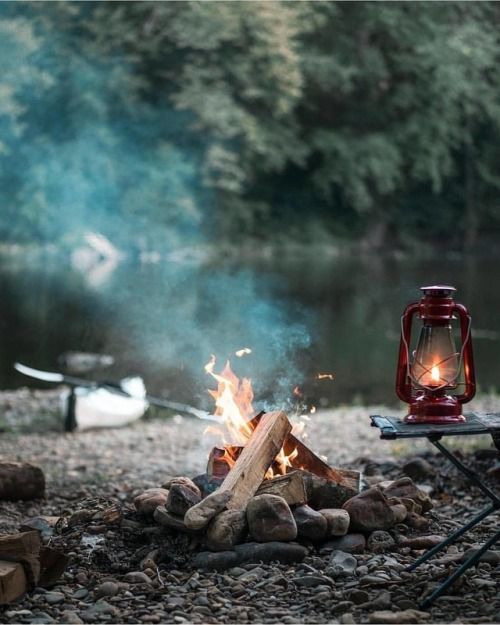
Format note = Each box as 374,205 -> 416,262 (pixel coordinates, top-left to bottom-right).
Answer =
0,389 -> 499,624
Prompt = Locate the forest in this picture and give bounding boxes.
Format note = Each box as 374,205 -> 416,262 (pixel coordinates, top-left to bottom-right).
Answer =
1,1 -> 500,250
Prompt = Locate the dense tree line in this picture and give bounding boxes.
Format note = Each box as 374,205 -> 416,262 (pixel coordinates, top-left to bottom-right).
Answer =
0,1 -> 499,249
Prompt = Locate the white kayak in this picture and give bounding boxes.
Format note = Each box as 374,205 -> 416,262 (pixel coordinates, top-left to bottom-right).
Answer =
60,377 -> 148,431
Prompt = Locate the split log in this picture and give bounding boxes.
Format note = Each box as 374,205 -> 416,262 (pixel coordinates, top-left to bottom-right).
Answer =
256,470 -> 307,506
0,462 -> 45,501
218,411 -> 292,511
0,531 -> 41,586
0,561 -> 27,605
38,547 -> 69,588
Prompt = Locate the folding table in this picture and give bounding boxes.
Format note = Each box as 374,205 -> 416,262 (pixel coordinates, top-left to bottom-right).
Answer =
370,413 -> 500,609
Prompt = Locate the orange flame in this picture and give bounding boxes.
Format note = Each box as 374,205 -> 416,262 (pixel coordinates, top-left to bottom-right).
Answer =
205,356 -> 304,477
317,373 -> 335,381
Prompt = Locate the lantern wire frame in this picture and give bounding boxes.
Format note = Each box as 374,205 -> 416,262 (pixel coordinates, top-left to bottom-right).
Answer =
400,315 -> 472,393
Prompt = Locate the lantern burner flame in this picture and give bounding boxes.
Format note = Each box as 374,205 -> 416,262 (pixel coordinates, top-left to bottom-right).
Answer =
431,365 -> 440,383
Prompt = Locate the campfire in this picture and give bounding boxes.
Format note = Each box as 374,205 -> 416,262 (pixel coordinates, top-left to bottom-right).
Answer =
134,356 -> 368,562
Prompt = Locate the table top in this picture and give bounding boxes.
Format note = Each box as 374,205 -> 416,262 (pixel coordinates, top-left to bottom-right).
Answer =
370,413 -> 500,440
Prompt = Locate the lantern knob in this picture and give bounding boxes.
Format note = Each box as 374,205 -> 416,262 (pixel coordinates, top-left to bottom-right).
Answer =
420,285 -> 456,297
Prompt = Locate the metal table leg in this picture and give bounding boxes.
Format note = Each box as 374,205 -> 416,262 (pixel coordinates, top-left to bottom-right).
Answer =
420,527 -> 500,610
407,503 -> 497,571
409,437 -> 500,608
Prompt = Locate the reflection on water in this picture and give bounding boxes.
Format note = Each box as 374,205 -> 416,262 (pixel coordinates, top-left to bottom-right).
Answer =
1,250 -> 500,408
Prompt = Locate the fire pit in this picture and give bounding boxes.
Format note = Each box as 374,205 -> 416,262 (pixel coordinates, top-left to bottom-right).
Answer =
131,358 -> 432,570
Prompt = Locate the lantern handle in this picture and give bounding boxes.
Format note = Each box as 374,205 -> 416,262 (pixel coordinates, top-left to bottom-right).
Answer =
453,303 -> 476,403
396,302 -> 420,402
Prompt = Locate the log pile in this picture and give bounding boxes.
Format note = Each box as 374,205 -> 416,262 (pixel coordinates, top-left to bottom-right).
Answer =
134,410 -> 416,567
0,531 -> 68,605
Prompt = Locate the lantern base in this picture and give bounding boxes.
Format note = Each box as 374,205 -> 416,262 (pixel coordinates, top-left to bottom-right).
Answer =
404,394 -> 466,425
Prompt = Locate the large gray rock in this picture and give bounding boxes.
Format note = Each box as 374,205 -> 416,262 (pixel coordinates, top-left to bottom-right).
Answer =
369,609 -> 429,624
247,494 -> 297,542
293,505 -> 327,541
206,510 -> 247,551
133,488 -> 169,516
342,487 -> 395,532
319,509 -> 350,536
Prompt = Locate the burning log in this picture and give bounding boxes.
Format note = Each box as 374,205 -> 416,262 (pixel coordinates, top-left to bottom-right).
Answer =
256,470 -> 307,506
218,411 -> 292,511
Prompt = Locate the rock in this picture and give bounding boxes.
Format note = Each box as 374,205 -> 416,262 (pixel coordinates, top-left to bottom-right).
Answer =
94,581 -> 118,598
339,613 -> 356,624
292,574 -> 332,587
206,510 -> 247,551
162,476 -> 201,495
487,462 -> 500,481
44,591 -> 65,604
123,571 -> 154,584
247,494 -> 297,542
81,600 -> 119,621
405,512 -> 430,531
68,509 -> 94,527
402,535 -> 446,550
390,503 -> 407,523
154,506 -> 199,533
343,488 -> 395,531
398,497 -> 422,514
378,477 -> 432,513
320,533 -> 366,554
319,509 -> 350,536
61,611 -> 83,624
350,589 -> 369,604
192,473 -> 224,497
369,609 -> 429,624
304,473 -> 356,509
326,550 -> 357,578
292,505 -> 327,541
133,488 -> 169,516
166,482 -> 202,516
193,542 -> 307,570
73,588 -> 89,600
367,530 -> 396,553
403,457 -> 434,481
184,490 -> 232,530
462,548 -> 500,565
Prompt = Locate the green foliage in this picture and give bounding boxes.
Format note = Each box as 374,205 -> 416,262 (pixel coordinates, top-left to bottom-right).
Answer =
0,1 -> 499,247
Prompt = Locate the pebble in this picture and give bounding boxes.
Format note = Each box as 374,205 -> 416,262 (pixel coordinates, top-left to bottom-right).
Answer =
124,571 -> 154,584
72,588 -> 89,599
369,609 -> 430,623
367,530 -> 396,553
44,592 -> 65,604
327,550 -> 357,578
94,580 -> 119,598
61,611 -> 84,624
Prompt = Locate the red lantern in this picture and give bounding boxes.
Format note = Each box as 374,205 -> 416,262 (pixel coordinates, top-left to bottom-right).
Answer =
396,285 -> 475,424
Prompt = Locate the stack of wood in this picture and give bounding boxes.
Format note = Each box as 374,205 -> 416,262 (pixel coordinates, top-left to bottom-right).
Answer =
0,531 -> 68,605
143,411 -> 361,553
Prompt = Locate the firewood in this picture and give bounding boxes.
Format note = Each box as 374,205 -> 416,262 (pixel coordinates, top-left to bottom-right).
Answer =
249,412 -> 361,494
282,434 -> 360,494
219,411 -> 292,511
256,470 -> 307,506
0,462 -> 45,501
38,547 -> 69,588
0,531 -> 41,586
0,561 -> 27,605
